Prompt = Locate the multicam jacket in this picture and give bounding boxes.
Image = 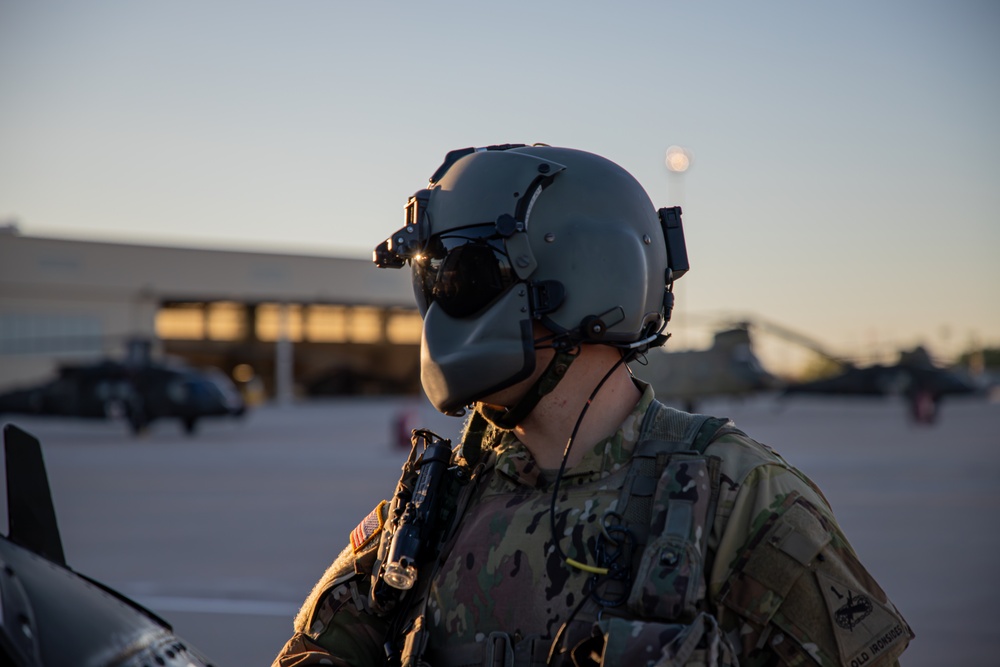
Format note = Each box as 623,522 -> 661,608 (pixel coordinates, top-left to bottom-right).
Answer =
273,385 -> 912,667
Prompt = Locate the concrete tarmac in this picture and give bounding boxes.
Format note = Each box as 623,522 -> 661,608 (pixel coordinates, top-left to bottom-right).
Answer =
3,393 -> 997,666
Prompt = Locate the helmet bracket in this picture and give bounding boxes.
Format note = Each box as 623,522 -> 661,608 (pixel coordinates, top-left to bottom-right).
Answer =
494,214 -> 522,238
528,280 -> 565,316
657,207 -> 689,279
505,230 -> 538,280
580,307 -> 626,341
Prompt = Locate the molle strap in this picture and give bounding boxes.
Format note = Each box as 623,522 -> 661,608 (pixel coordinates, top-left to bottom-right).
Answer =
617,408 -> 712,537
618,403 -> 736,539
613,401 -> 736,622
627,452 -> 714,620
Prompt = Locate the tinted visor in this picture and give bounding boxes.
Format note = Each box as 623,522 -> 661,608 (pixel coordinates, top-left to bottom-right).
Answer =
412,225 -> 518,318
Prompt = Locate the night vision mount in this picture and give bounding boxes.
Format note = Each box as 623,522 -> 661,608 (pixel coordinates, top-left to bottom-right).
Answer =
373,188 -> 431,269
373,144 -> 534,270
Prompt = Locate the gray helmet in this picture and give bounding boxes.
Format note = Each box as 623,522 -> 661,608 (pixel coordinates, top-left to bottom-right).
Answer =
374,144 -> 689,415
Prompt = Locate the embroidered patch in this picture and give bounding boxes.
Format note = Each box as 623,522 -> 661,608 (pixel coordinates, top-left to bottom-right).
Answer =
350,500 -> 387,553
817,571 -> 908,665
834,591 -> 873,630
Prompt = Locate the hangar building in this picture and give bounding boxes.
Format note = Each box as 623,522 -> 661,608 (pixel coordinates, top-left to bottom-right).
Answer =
0,230 -> 422,400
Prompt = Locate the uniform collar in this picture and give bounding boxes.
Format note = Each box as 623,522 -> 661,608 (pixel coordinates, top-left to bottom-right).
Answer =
492,381 -> 655,489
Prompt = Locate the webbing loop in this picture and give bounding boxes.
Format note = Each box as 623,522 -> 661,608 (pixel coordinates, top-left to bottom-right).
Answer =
486,631 -> 513,667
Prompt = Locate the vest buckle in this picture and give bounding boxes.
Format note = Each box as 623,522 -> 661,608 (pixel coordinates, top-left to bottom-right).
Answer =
485,631 -> 514,667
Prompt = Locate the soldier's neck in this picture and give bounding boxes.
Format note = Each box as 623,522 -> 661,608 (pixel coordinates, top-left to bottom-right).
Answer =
513,352 -> 640,470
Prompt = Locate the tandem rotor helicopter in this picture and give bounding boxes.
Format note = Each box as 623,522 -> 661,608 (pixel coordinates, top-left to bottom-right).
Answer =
633,315 -> 982,423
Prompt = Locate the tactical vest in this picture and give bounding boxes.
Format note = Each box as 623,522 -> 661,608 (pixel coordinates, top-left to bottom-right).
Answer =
394,401 -> 741,667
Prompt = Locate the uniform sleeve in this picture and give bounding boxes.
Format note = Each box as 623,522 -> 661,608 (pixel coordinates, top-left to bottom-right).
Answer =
707,439 -> 913,667
271,545 -> 391,667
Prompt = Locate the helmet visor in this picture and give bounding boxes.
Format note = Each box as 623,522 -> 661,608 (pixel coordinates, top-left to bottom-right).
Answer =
412,225 -> 518,318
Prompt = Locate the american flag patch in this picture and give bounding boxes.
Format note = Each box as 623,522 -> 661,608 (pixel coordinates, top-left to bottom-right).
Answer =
350,500 -> 387,553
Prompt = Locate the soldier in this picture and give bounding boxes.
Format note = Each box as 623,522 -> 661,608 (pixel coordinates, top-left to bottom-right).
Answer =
273,145 -> 912,667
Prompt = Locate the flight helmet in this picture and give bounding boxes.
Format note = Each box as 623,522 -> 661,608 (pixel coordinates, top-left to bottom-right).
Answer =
374,144 -> 689,416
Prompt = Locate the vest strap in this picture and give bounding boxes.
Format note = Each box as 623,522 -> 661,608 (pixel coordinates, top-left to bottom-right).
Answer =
394,454 -> 496,667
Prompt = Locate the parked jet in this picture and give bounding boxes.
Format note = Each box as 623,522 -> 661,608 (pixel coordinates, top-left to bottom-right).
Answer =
782,345 -> 981,424
0,423 -> 215,666
631,324 -> 779,412
0,358 -> 245,435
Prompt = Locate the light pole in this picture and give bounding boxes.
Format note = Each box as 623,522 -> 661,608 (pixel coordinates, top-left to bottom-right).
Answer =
665,146 -> 692,348
665,145 -> 691,174
665,145 -> 692,201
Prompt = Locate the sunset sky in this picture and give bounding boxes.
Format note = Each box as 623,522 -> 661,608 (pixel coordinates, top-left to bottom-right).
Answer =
2,1 -> 997,365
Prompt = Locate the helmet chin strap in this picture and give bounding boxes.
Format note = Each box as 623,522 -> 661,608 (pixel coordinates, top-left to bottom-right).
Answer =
476,346 -> 580,430
474,316 -> 659,431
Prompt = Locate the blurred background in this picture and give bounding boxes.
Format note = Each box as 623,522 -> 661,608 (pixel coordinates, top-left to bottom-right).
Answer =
1,1 -> 998,665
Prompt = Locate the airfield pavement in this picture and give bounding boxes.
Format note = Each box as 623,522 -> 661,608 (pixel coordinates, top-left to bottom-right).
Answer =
2,392 -> 998,666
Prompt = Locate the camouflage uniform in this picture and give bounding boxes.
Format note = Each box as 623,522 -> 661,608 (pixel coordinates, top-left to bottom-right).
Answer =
273,384 -> 912,666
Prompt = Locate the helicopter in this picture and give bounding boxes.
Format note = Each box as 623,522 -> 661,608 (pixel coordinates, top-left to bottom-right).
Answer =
0,356 -> 245,436
0,423 -> 216,666
782,345 -> 982,424
631,322 -> 781,413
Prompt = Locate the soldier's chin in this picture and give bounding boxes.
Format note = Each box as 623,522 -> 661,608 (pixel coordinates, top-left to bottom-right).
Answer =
475,358 -> 550,412
475,390 -> 521,411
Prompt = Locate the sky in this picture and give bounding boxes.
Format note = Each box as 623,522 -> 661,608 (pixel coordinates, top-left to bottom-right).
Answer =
2,1 -> 998,366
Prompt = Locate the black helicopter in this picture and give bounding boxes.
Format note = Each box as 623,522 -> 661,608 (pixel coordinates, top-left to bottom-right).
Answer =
782,345 -> 981,424
0,351 -> 245,436
0,423 -> 216,666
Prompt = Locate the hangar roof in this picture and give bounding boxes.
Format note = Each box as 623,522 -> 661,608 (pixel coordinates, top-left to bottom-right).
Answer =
0,233 -> 416,308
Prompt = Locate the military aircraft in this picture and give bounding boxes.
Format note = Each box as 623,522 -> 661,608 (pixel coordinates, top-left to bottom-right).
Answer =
782,345 -> 981,424
631,324 -> 780,412
0,357 -> 245,436
0,423 -> 215,666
